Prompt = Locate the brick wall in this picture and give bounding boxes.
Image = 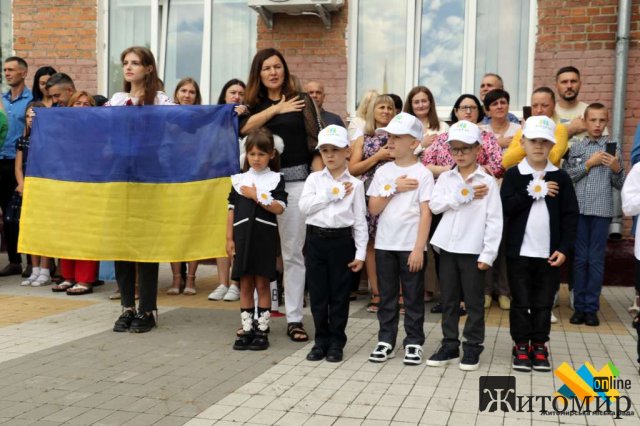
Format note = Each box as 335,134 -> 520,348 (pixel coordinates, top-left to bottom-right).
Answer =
534,0 -> 640,159
256,1 -> 348,121
12,0 -> 97,94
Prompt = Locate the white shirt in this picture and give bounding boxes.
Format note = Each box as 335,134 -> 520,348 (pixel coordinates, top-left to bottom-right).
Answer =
518,158 -> 557,258
622,163 -> 640,260
430,166 -> 503,265
229,167 -> 286,209
106,91 -> 174,106
299,167 -> 368,261
367,161 -> 434,251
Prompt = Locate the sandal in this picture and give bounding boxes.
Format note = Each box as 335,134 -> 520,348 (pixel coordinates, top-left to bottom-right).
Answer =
183,274 -> 196,295
52,280 -> 74,292
109,290 -> 121,300
366,294 -> 380,313
66,283 -> 93,296
166,274 -> 183,295
287,322 -> 309,342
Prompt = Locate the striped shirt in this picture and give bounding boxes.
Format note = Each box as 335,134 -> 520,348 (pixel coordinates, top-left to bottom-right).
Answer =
563,136 -> 625,217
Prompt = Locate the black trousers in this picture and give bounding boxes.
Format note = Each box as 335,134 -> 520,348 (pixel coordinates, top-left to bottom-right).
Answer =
439,250 -> 485,350
305,232 -> 355,350
375,249 -> 425,347
635,258 -> 640,293
0,159 -> 20,264
507,256 -> 559,343
115,261 -> 159,312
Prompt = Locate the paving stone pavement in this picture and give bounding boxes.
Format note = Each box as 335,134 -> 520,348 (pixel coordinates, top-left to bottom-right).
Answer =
0,264 -> 639,425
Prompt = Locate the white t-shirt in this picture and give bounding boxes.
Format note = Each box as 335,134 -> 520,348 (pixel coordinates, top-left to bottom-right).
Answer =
106,91 -> 174,106
518,158 -> 557,258
366,161 -> 434,251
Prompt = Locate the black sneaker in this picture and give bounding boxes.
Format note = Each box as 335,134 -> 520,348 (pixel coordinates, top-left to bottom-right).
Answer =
512,343 -> 532,372
113,309 -> 135,332
403,344 -> 423,365
531,342 -> 551,371
233,331 -> 254,351
459,348 -> 481,371
129,311 -> 156,333
248,331 -> 269,351
426,345 -> 460,367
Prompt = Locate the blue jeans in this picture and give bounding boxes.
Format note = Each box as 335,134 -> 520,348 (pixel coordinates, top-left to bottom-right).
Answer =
573,215 -> 611,313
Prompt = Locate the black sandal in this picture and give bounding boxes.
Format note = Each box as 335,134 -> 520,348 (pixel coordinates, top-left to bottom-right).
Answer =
287,322 -> 309,342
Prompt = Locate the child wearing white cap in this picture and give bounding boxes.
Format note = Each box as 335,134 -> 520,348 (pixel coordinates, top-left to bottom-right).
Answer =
425,121 -> 503,371
366,112 -> 434,365
299,125 -> 368,363
501,115 -> 579,372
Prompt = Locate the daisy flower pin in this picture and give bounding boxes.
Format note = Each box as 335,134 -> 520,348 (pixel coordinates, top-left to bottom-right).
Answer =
257,188 -> 274,206
328,183 -> 346,201
527,178 -> 548,200
379,180 -> 397,197
455,182 -> 475,204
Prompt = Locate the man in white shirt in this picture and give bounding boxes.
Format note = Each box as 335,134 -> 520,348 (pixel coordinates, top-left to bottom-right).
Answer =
299,125 -> 367,363
554,66 -> 594,141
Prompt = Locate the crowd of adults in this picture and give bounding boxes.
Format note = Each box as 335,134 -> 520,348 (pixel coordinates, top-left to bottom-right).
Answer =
0,48 -> 635,341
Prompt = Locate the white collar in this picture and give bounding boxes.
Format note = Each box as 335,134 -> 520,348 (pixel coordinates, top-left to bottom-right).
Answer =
451,165 -> 485,180
321,166 -> 351,181
517,158 -> 558,176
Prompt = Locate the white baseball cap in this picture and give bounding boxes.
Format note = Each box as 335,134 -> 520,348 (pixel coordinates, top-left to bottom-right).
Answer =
446,120 -> 482,145
522,116 -> 556,144
317,125 -> 349,148
376,112 -> 424,140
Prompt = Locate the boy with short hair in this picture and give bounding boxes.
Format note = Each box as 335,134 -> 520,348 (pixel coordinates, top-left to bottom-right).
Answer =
366,112 -> 433,365
426,121 -> 503,371
502,116 -> 578,372
299,125 -> 368,363
564,103 -> 625,327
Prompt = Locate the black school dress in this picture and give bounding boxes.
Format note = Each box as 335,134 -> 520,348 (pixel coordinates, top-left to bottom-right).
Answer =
229,168 -> 287,281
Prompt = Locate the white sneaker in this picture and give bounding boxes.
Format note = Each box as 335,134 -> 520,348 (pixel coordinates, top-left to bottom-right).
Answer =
21,275 -> 37,286
403,344 -> 423,365
31,274 -> 51,287
223,284 -> 240,301
550,311 -> 558,324
208,284 -> 229,301
569,290 -> 574,311
369,342 -> 394,363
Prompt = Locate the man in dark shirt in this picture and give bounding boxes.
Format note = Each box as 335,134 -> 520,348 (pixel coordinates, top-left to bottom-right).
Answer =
305,80 -> 345,127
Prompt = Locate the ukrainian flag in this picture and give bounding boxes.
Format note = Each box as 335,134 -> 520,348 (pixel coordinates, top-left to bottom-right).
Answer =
18,104 -> 239,262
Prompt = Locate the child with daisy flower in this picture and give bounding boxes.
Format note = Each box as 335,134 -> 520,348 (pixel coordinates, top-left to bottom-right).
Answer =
366,112 -> 434,365
228,128 -> 287,351
501,116 -> 578,373
426,121 -> 503,371
299,125 -> 368,363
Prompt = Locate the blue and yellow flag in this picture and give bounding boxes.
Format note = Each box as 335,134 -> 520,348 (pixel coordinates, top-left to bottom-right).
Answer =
18,104 -> 240,262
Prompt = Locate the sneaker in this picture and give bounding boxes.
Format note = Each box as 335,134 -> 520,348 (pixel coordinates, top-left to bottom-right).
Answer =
208,284 -> 229,301
21,274 -> 38,286
550,311 -> 558,324
368,342 -> 394,363
129,311 -> 156,333
223,284 -> 240,301
531,343 -> 551,371
31,274 -> 51,287
484,295 -> 492,309
498,295 -> 510,310
569,289 -> 574,310
113,309 -> 135,332
403,344 -> 423,365
426,345 -> 460,367
512,343 -> 532,372
460,349 -> 480,371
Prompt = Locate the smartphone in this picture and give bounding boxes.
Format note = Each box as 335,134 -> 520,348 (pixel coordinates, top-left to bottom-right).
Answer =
522,106 -> 532,120
605,142 -> 617,156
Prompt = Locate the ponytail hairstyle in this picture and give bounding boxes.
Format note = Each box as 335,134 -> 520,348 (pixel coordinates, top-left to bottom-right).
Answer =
120,46 -> 163,106
242,127 -> 281,172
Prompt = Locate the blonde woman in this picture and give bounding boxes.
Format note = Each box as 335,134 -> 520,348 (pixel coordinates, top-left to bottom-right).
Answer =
348,89 -> 379,142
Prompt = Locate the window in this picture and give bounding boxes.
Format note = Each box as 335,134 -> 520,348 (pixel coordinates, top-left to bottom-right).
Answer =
350,0 -> 535,116
105,0 -> 256,103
